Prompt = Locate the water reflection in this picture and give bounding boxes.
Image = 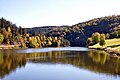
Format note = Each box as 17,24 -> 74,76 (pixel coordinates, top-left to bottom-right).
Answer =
0,49 -> 120,79
0,52 -> 26,78
87,50 -> 120,75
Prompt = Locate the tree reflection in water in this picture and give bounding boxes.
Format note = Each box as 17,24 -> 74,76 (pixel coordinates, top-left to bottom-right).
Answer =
0,49 -> 120,79
0,51 -> 26,78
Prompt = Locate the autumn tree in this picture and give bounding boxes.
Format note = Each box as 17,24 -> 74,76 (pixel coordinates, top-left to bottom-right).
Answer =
92,32 -> 100,44
0,34 -> 4,44
29,36 -> 39,48
36,36 -> 42,47
51,37 -> 61,47
7,27 -> 12,39
56,40 -> 61,47
47,40 -> 52,47
99,34 -> 106,47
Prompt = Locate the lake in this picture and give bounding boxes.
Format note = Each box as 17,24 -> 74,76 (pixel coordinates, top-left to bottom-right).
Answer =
0,47 -> 120,80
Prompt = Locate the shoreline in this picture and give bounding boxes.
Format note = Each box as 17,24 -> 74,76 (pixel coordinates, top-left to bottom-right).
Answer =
0,45 -> 21,49
89,47 -> 120,58
0,44 -> 120,58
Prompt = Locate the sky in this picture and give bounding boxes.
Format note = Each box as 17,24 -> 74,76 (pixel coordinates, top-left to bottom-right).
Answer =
0,0 -> 120,28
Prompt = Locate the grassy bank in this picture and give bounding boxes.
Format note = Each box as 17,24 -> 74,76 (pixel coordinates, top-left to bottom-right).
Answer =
89,38 -> 120,49
89,38 -> 120,57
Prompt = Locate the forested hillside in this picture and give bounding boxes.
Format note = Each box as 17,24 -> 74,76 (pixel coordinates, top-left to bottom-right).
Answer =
0,18 -> 70,48
0,17 -> 26,45
27,15 -> 120,46
1,15 -> 120,47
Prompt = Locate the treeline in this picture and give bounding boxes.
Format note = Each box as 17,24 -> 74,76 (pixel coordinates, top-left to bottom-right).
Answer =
24,34 -> 70,48
1,15 -> 120,47
0,17 -> 70,48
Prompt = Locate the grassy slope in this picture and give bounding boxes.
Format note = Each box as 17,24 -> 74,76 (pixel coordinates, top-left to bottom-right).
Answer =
89,38 -> 120,50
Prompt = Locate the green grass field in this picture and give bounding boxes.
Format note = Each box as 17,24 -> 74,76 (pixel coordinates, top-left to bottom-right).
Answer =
89,38 -> 120,50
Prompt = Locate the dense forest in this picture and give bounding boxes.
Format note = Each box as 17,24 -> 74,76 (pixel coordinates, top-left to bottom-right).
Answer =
1,15 -> 120,48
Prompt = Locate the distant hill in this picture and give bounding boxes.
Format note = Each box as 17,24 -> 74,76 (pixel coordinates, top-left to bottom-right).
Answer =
26,26 -> 71,34
26,15 -> 120,46
26,26 -> 55,34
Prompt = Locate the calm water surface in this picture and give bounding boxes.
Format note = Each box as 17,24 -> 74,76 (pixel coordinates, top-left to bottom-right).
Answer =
0,47 -> 120,80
